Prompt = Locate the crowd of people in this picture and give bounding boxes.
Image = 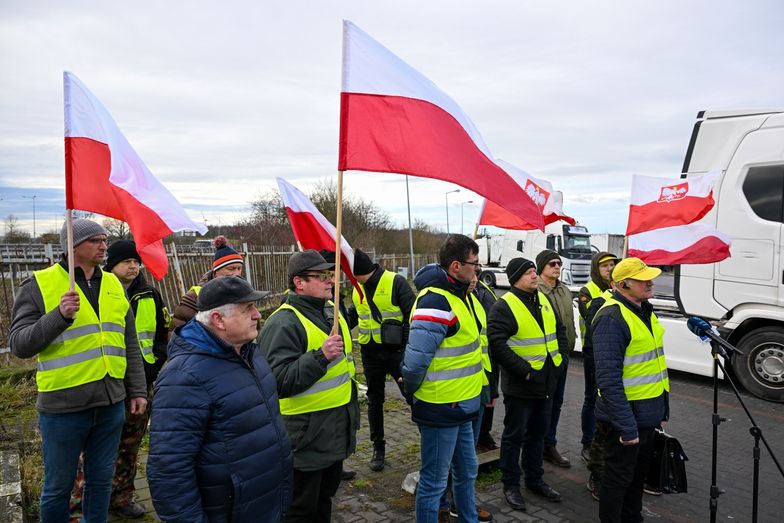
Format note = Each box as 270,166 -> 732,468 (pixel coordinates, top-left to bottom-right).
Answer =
9,219 -> 670,523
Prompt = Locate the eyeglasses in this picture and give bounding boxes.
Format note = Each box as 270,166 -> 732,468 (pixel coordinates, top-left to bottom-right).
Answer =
85,238 -> 108,245
547,260 -> 563,267
460,260 -> 482,269
300,272 -> 335,282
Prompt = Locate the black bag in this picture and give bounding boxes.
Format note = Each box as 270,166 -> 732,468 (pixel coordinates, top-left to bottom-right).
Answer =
646,429 -> 688,494
366,287 -> 405,347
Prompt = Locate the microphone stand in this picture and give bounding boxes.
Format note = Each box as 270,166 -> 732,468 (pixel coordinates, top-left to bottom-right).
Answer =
706,337 -> 784,523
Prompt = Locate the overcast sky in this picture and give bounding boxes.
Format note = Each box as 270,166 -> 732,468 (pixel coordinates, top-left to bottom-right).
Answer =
1,0 -> 782,241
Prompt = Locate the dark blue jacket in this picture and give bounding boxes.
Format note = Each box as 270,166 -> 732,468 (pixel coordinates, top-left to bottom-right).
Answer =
593,291 -> 669,440
148,320 -> 292,522
401,263 -> 481,427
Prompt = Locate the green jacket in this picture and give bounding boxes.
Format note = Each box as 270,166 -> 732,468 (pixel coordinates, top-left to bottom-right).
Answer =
259,292 -> 359,471
537,277 -> 577,355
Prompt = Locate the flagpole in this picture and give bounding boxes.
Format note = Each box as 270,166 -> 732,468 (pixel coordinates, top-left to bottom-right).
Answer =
405,176 -> 415,278
66,209 -> 75,290
332,170 -> 345,336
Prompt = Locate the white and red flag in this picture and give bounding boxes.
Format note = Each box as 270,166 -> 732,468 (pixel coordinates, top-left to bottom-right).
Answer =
628,223 -> 731,265
338,20 -> 544,231
276,178 -> 363,301
478,160 -> 574,230
64,72 -> 206,280
625,171 -> 730,265
626,172 -> 719,235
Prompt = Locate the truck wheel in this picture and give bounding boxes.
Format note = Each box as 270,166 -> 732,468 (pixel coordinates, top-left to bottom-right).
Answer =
732,327 -> 784,403
480,271 -> 496,288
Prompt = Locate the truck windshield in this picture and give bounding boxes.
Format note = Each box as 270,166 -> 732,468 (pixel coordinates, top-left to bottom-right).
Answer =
562,234 -> 592,255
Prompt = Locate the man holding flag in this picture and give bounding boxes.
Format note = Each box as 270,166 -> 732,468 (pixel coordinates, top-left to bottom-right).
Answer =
9,219 -> 147,522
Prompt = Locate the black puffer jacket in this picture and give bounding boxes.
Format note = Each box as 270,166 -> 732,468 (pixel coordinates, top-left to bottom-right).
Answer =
148,320 -> 292,522
488,287 -> 567,400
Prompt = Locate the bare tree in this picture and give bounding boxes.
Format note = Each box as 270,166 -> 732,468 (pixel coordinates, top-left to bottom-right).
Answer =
102,218 -> 130,240
4,214 -> 31,243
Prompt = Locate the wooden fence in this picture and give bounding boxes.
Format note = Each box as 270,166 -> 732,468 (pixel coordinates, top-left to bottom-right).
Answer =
0,244 -> 438,348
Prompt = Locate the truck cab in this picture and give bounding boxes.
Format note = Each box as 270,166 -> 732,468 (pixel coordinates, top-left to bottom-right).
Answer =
677,108 -> 784,402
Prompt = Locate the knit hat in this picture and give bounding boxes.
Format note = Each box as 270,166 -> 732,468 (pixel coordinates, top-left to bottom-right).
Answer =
288,250 -> 335,278
506,257 -> 535,286
535,249 -> 561,274
212,236 -> 243,272
318,250 -> 336,264
105,240 -> 141,272
353,249 -> 376,276
60,219 -> 107,252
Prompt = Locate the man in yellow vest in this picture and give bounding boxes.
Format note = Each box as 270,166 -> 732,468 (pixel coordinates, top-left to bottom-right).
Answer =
70,239 -> 171,519
490,257 -> 567,512
350,248 -> 415,472
401,234 -> 485,522
9,219 -> 147,522
593,257 -> 669,523
259,250 -> 359,523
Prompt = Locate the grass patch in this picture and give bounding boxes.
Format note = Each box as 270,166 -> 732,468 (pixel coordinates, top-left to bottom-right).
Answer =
383,398 -> 405,412
475,468 -> 501,490
19,431 -> 43,520
351,478 -> 372,489
389,493 -> 416,512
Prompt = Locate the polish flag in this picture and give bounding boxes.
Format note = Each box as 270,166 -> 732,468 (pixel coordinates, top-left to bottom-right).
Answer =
478,160 -> 575,230
628,223 -> 731,265
338,20 -> 544,231
276,178 -> 363,301
64,72 -> 206,280
626,171 -> 719,235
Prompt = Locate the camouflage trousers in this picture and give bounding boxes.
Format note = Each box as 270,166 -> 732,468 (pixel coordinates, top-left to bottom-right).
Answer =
587,418 -> 611,481
70,385 -> 153,521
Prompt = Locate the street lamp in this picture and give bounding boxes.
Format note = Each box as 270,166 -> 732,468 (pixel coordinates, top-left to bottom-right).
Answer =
23,195 -> 36,240
445,189 -> 460,234
460,200 -> 474,235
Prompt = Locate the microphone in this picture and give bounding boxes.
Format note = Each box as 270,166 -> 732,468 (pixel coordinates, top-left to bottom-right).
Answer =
686,316 -> 743,356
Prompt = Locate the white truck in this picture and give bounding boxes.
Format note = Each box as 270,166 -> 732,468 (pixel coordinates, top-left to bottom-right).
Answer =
670,108 -> 784,403
476,223 -> 592,289
590,233 -> 625,258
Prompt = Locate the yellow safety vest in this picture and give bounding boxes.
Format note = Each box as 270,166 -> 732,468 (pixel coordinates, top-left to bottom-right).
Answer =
500,291 -> 563,370
597,297 -> 669,401
579,280 -> 603,339
271,303 -> 356,415
190,285 -> 201,295
33,264 -> 128,392
412,288 -> 483,404
133,295 -> 157,364
352,270 -> 404,345
469,293 -> 491,386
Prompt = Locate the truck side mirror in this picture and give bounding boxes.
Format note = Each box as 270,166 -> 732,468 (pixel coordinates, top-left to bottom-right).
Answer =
546,235 -> 555,251
516,240 -> 523,252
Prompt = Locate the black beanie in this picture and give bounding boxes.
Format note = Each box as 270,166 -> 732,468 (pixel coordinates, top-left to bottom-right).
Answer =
105,240 -> 141,272
536,249 -> 561,274
506,257 -> 535,286
318,250 -> 336,264
212,236 -> 243,272
353,249 -> 376,276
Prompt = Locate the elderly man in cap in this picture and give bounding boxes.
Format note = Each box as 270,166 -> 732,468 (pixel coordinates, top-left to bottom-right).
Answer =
259,250 -> 359,523
593,258 -> 669,523
350,248 -> 415,472
9,218 -> 147,522
148,276 -> 292,522
490,257 -> 567,512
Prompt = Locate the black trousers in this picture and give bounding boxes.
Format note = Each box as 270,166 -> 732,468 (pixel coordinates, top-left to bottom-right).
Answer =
285,460 -> 343,523
477,404 -> 496,445
361,345 -> 405,447
598,422 -> 656,523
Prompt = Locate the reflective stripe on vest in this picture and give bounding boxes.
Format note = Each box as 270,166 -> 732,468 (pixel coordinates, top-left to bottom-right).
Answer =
412,287 -> 483,404
271,303 -> 356,415
579,280 -> 603,339
352,270 -> 404,345
33,265 -> 128,392
189,285 -> 201,295
133,295 -> 158,364
469,293 -> 491,385
500,291 -> 562,370
597,297 -> 669,401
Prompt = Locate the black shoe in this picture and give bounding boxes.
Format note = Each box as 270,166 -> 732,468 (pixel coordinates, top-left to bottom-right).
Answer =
503,486 -> 527,512
526,482 -> 562,502
476,440 -> 498,453
581,443 -> 591,464
111,501 -> 146,519
587,473 -> 600,501
340,469 -> 356,481
370,446 -> 385,472
544,444 -> 571,468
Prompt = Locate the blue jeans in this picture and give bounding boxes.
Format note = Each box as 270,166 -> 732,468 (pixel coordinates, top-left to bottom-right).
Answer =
500,396 -> 552,488
440,404 -> 485,509
545,359 -> 568,445
581,351 -> 597,445
417,422 -> 478,522
39,402 -> 125,523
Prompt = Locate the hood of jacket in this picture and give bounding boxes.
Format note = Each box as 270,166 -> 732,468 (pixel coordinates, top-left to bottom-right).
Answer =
591,251 -> 617,292
414,263 -> 470,298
